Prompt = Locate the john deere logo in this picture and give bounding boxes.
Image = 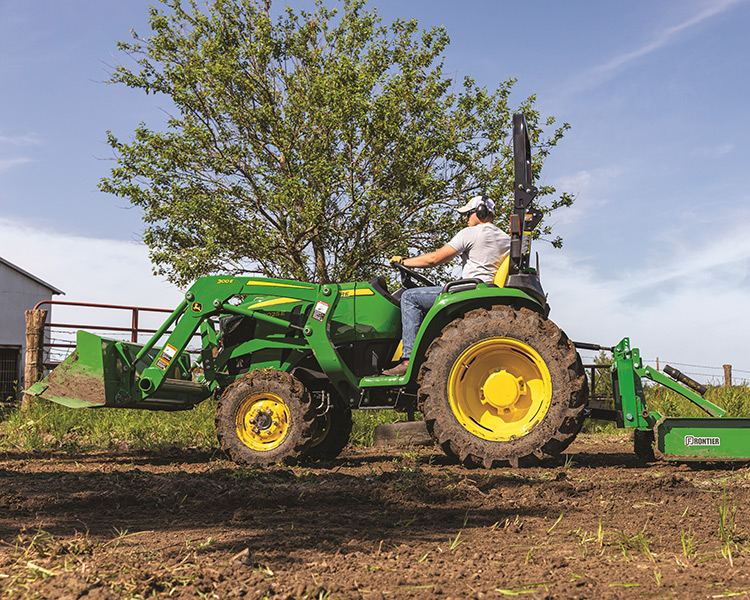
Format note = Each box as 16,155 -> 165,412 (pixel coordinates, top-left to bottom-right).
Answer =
191,302 -> 203,313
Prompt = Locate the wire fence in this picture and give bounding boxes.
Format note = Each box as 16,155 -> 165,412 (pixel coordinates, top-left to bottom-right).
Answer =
576,349 -> 749,385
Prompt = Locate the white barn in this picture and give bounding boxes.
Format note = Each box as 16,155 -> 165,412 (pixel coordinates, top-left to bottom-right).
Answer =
0,256 -> 64,402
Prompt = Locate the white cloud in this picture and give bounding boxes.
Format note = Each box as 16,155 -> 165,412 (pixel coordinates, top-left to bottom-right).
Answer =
547,164 -> 627,228
556,165 -> 625,202
563,0 -> 745,95
539,216 -> 750,381
0,157 -> 33,172
0,133 -> 41,146
0,216 -> 184,320
692,143 -> 735,159
0,131 -> 41,173
0,217 -> 193,358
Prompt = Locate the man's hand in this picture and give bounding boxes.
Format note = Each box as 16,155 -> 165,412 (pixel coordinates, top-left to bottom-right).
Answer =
390,255 -> 406,266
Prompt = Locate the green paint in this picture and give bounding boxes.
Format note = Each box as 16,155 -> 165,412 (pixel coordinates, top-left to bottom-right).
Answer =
657,418 -> 750,460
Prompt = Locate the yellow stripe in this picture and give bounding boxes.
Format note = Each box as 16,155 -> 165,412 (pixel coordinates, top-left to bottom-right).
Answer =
340,289 -> 376,298
246,281 -> 315,290
245,297 -> 300,310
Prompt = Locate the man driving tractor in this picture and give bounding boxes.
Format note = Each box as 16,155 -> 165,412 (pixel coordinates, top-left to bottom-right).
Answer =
382,195 -> 511,377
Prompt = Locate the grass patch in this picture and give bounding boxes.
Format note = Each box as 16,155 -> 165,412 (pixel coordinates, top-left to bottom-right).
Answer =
350,409 -> 414,446
8,381 -> 750,455
0,400 -> 412,452
0,398 -> 219,452
644,383 -> 750,418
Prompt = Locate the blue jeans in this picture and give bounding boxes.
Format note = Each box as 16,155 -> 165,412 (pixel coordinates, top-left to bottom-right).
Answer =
400,286 -> 441,359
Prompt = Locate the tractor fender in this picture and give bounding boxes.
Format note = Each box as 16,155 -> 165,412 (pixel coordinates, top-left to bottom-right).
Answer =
406,286 -> 545,388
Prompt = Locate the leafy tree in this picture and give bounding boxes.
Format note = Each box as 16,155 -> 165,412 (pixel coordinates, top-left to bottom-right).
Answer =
101,0 -> 572,286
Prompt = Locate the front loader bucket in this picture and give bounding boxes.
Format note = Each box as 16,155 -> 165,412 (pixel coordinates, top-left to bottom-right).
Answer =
26,330 -> 111,408
27,330 -> 209,410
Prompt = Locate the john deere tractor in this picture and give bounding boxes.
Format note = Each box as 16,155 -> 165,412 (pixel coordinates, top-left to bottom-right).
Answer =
28,114 -> 589,468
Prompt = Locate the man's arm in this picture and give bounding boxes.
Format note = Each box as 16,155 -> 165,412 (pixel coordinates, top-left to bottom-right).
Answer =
403,244 -> 458,268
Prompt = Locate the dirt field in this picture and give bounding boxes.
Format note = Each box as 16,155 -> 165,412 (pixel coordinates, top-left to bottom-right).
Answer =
2,433 -> 750,599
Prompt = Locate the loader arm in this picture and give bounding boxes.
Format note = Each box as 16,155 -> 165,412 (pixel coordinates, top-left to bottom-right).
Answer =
134,277 -> 363,403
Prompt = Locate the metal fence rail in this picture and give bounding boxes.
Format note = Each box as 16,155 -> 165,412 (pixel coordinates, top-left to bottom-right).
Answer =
33,300 -> 197,369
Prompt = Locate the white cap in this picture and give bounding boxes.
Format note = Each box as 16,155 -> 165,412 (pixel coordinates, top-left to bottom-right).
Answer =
457,195 -> 495,215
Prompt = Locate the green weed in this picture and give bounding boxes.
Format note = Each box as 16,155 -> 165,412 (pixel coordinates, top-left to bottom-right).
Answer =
569,528 -> 594,559
717,486 -> 738,565
618,528 -> 654,563
448,531 -> 464,551
681,529 -> 698,560
546,511 -> 564,534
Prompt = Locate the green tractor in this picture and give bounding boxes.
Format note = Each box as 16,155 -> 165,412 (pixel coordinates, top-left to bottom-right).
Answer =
28,112 -> 750,466
28,113 -> 589,467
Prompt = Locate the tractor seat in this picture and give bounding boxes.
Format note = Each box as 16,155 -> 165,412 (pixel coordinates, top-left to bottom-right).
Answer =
369,276 -> 401,306
440,254 -> 510,294
493,254 -> 510,288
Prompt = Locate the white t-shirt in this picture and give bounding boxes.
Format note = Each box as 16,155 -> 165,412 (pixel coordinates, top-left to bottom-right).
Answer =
447,223 -> 510,284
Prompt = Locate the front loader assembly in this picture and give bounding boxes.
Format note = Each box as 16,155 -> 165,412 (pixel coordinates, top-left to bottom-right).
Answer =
27,277 -> 364,411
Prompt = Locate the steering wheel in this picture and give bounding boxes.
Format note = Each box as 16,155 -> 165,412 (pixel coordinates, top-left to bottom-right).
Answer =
392,261 -> 437,288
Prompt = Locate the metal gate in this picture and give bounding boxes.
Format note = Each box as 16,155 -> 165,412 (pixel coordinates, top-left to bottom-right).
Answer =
0,346 -> 20,405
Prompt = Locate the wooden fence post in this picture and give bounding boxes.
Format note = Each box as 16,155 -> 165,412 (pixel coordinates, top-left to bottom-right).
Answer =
723,364 -> 732,388
22,309 -> 47,411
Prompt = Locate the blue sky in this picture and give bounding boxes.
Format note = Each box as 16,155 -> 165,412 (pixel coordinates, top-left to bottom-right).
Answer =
1,0 -> 749,382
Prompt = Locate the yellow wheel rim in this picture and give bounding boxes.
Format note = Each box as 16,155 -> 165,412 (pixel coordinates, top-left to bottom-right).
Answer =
235,392 -> 291,451
447,338 -> 552,442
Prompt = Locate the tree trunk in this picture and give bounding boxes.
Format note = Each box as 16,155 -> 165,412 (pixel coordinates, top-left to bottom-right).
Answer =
312,235 -> 329,283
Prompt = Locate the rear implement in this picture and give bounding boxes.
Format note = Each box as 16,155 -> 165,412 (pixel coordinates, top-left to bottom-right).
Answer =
580,337 -> 750,462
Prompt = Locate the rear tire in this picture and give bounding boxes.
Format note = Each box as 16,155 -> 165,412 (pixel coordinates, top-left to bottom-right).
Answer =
419,306 -> 587,468
216,370 -> 316,466
305,402 -> 353,461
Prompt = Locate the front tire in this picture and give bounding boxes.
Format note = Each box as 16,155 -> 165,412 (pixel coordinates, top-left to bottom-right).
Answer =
216,370 -> 316,466
419,306 -> 587,468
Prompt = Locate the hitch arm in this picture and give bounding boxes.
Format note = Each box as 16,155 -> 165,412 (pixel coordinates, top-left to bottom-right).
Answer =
637,365 -> 725,418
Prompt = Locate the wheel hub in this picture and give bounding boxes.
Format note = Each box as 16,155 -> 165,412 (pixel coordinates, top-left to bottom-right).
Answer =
481,370 -> 527,410
252,410 -> 273,431
236,395 -> 290,450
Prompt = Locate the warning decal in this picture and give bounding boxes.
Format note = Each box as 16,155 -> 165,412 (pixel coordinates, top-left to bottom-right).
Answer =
156,344 -> 179,371
311,301 -> 330,322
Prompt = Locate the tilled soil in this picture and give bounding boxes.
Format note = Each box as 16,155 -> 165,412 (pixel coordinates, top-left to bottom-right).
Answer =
2,433 -> 750,599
